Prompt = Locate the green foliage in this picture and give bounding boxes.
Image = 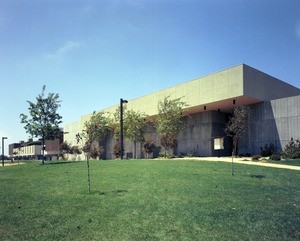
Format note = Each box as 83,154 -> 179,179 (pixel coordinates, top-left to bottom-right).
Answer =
251,154 -> 261,161
283,138 -> 300,159
260,143 -> 276,157
113,140 -> 122,158
143,137 -> 156,159
158,149 -> 173,158
82,111 -> 110,159
20,85 -> 62,140
270,154 -> 281,161
156,96 -> 187,155
124,110 -> 147,158
188,151 -> 197,157
71,145 -> 82,155
124,110 -> 146,143
59,141 -> 72,159
90,146 -> 104,160
84,111 -> 110,144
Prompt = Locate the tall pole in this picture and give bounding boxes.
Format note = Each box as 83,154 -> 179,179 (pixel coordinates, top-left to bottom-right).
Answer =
2,137 -> 7,167
120,98 -> 128,160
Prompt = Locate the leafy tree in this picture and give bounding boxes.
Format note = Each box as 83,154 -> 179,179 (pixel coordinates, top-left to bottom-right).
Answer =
156,96 -> 187,157
224,104 -> 251,175
81,111 -> 110,193
84,111 -> 110,148
20,85 -> 62,164
110,106 -> 124,138
124,110 -> 146,158
109,106 -> 127,158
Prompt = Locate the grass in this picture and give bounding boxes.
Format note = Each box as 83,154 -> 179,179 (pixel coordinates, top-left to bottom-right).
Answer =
0,159 -> 299,241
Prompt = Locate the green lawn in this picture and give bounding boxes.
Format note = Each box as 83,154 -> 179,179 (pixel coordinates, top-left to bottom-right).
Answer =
1,159 -> 299,241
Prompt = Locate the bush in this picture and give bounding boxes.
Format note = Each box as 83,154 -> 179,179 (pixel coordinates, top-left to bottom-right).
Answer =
143,138 -> 156,159
90,146 -> 104,160
159,149 -> 173,158
113,141 -> 122,158
252,154 -> 261,161
260,143 -> 276,157
270,154 -> 281,161
178,152 -> 186,158
188,151 -> 197,157
282,138 -> 300,159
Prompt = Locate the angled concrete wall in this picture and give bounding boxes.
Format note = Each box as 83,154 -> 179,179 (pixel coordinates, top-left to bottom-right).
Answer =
239,95 -> 300,155
243,64 -> 300,101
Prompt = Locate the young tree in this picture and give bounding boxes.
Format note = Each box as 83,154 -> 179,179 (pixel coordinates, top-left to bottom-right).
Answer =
124,110 -> 146,159
156,96 -> 187,157
82,111 -> 110,193
224,104 -> 251,175
20,85 -> 62,164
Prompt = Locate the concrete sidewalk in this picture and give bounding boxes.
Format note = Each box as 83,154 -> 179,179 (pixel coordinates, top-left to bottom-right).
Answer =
176,157 -> 300,171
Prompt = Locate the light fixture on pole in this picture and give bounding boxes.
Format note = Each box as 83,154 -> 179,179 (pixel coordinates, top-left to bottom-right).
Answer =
120,98 -> 128,160
2,137 -> 8,167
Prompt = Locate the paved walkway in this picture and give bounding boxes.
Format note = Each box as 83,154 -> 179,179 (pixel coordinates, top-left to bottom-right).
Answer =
176,157 -> 300,171
0,162 -> 25,168
1,159 -> 300,171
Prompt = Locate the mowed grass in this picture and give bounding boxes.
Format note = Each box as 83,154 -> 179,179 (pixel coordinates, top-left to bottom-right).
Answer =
0,159 -> 299,241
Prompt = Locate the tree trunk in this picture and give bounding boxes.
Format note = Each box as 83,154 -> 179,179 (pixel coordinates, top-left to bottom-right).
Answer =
231,136 -> 238,175
87,158 -> 91,193
42,135 -> 45,165
134,141 -> 136,159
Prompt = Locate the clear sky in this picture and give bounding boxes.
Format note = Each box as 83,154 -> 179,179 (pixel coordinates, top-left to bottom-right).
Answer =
1,0 -> 300,155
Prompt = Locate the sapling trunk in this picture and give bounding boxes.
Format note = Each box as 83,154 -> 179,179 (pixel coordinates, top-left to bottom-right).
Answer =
87,158 -> 91,193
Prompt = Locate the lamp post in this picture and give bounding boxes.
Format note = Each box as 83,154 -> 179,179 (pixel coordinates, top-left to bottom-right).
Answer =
120,98 -> 128,159
2,137 -> 7,167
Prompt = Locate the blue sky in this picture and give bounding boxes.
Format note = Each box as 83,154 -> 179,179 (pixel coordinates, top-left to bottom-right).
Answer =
0,0 -> 300,154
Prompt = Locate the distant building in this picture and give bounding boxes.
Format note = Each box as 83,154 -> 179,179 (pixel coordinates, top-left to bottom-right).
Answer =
64,64 -> 300,159
9,139 -> 62,160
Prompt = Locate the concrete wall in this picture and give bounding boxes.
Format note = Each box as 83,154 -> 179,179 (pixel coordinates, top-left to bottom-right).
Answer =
177,111 -> 231,156
63,64 -> 300,158
239,95 -> 300,155
243,64 -> 300,101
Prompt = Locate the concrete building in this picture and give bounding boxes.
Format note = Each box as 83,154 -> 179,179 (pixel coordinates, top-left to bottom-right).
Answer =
64,64 -> 300,159
9,139 -> 61,160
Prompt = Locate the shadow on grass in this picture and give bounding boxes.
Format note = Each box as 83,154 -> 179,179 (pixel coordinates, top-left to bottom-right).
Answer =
91,190 -> 128,196
250,174 -> 266,180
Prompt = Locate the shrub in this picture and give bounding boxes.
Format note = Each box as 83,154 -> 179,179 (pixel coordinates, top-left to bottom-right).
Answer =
71,146 -> 82,155
252,154 -> 261,161
270,154 -> 281,161
260,143 -> 276,157
188,151 -> 197,157
159,149 -> 173,158
90,146 -> 104,160
113,141 -> 123,159
143,138 -> 156,159
178,152 -> 186,158
282,138 -> 300,159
